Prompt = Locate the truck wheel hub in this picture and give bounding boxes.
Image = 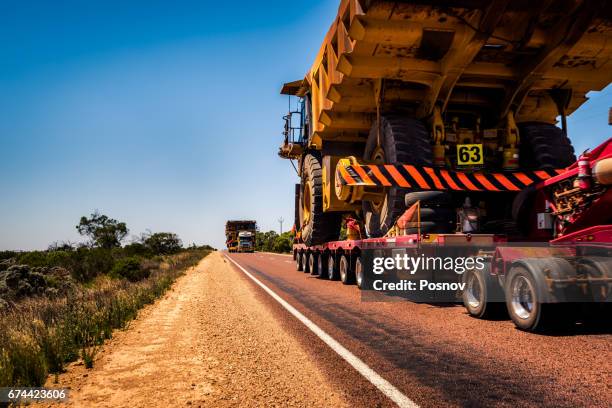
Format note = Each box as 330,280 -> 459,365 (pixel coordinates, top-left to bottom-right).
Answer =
511,276 -> 535,320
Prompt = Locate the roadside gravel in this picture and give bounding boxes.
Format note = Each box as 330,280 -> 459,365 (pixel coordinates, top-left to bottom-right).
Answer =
44,251 -> 348,407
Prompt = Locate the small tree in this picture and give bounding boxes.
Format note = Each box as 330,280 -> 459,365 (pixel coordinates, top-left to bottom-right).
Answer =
76,211 -> 128,249
143,232 -> 182,255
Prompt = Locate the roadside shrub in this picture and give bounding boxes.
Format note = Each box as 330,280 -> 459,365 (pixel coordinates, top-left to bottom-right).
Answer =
0,251 -> 16,261
110,257 -> 149,282
68,248 -> 115,282
143,232 -> 182,255
123,242 -> 151,258
0,249 -> 210,388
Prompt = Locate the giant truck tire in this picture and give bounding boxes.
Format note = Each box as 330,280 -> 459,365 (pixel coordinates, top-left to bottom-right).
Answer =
518,122 -> 576,170
513,123 -> 575,234
299,153 -> 342,246
403,191 -> 455,234
363,116 -> 433,237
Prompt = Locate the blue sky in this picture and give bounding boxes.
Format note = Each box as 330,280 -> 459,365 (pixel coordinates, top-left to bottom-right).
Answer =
0,0 -> 610,250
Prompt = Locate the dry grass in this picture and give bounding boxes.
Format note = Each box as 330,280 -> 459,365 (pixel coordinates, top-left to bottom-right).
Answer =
0,249 -> 210,387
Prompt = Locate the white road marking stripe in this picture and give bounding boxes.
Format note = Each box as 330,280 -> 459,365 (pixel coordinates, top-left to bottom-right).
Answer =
225,255 -> 419,408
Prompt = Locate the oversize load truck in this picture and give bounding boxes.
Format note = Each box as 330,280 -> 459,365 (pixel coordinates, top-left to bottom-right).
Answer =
278,0 -> 612,331
225,220 -> 257,253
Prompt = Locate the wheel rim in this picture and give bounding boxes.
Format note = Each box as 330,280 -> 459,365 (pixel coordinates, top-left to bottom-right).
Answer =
328,257 -> 334,279
370,147 -> 386,214
318,256 -> 323,276
356,259 -> 363,287
309,256 -> 314,273
466,272 -> 482,309
511,275 -> 535,320
302,182 -> 312,224
340,257 -> 347,281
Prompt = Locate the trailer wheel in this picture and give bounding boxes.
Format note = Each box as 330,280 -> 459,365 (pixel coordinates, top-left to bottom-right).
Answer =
296,252 -> 304,272
518,122 -> 575,169
327,254 -> 339,280
462,266 -> 506,319
299,153 -> 342,246
363,116 -> 432,237
317,254 -> 328,279
304,253 -> 311,274
355,257 -> 364,289
505,266 -> 559,331
309,253 -> 318,276
339,254 -> 355,285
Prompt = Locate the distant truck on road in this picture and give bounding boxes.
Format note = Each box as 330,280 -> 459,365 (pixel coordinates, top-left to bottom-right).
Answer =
226,220 -> 257,253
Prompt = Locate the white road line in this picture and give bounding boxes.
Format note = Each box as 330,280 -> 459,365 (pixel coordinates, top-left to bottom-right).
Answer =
225,255 -> 419,408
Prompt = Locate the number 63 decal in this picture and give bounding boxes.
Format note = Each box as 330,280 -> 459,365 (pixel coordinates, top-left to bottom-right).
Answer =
457,144 -> 484,165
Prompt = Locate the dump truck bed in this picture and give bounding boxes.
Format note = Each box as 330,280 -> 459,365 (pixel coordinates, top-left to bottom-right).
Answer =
286,0 -> 612,140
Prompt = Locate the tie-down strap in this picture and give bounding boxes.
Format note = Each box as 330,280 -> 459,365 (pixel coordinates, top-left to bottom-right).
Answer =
336,164 -> 564,192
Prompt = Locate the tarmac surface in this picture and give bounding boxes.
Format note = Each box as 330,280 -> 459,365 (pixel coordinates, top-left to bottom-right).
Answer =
227,251 -> 611,407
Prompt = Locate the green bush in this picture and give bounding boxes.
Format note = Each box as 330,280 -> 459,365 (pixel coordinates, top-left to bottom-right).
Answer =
110,257 -> 149,282
123,242 -> 151,258
0,249 -> 210,388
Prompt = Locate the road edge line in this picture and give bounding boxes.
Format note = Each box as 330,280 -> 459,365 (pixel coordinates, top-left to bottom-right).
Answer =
224,255 -> 419,408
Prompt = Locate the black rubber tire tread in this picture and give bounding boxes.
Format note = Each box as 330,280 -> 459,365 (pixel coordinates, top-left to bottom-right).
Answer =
518,122 -> 575,170
304,253 -> 311,274
404,191 -> 452,208
363,116 -> 432,237
296,252 -> 303,272
339,254 -> 355,285
462,265 -> 507,319
327,254 -> 339,281
504,265 -> 567,332
403,191 -> 455,233
293,183 -> 301,237
299,153 -> 343,246
309,253 -> 318,275
317,253 -> 328,279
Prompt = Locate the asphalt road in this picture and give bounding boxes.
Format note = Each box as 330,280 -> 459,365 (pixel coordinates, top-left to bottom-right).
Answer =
226,251 -> 611,408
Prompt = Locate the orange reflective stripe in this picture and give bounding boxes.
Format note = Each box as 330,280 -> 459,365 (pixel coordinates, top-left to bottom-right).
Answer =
338,165 -> 356,185
424,167 -> 445,190
367,165 -> 392,186
514,172 -> 534,186
456,172 -> 480,191
404,165 -> 430,189
492,173 -> 520,191
474,173 -> 500,191
385,165 -> 411,187
352,165 -> 375,185
440,170 -> 462,190
534,170 -> 552,180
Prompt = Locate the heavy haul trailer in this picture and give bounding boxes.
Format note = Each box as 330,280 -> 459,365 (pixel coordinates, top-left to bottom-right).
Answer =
291,138 -> 612,332
225,220 -> 257,253
279,0 -> 612,247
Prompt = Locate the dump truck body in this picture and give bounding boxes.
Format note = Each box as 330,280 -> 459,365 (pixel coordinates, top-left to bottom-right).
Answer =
225,220 -> 257,253
282,0 -> 611,147
279,0 -> 612,247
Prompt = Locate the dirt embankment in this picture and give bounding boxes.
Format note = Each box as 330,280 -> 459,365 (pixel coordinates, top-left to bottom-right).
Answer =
44,252 -> 348,407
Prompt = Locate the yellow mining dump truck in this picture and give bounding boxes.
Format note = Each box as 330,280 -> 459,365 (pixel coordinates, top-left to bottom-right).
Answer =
279,0 -> 612,246
225,220 -> 257,253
